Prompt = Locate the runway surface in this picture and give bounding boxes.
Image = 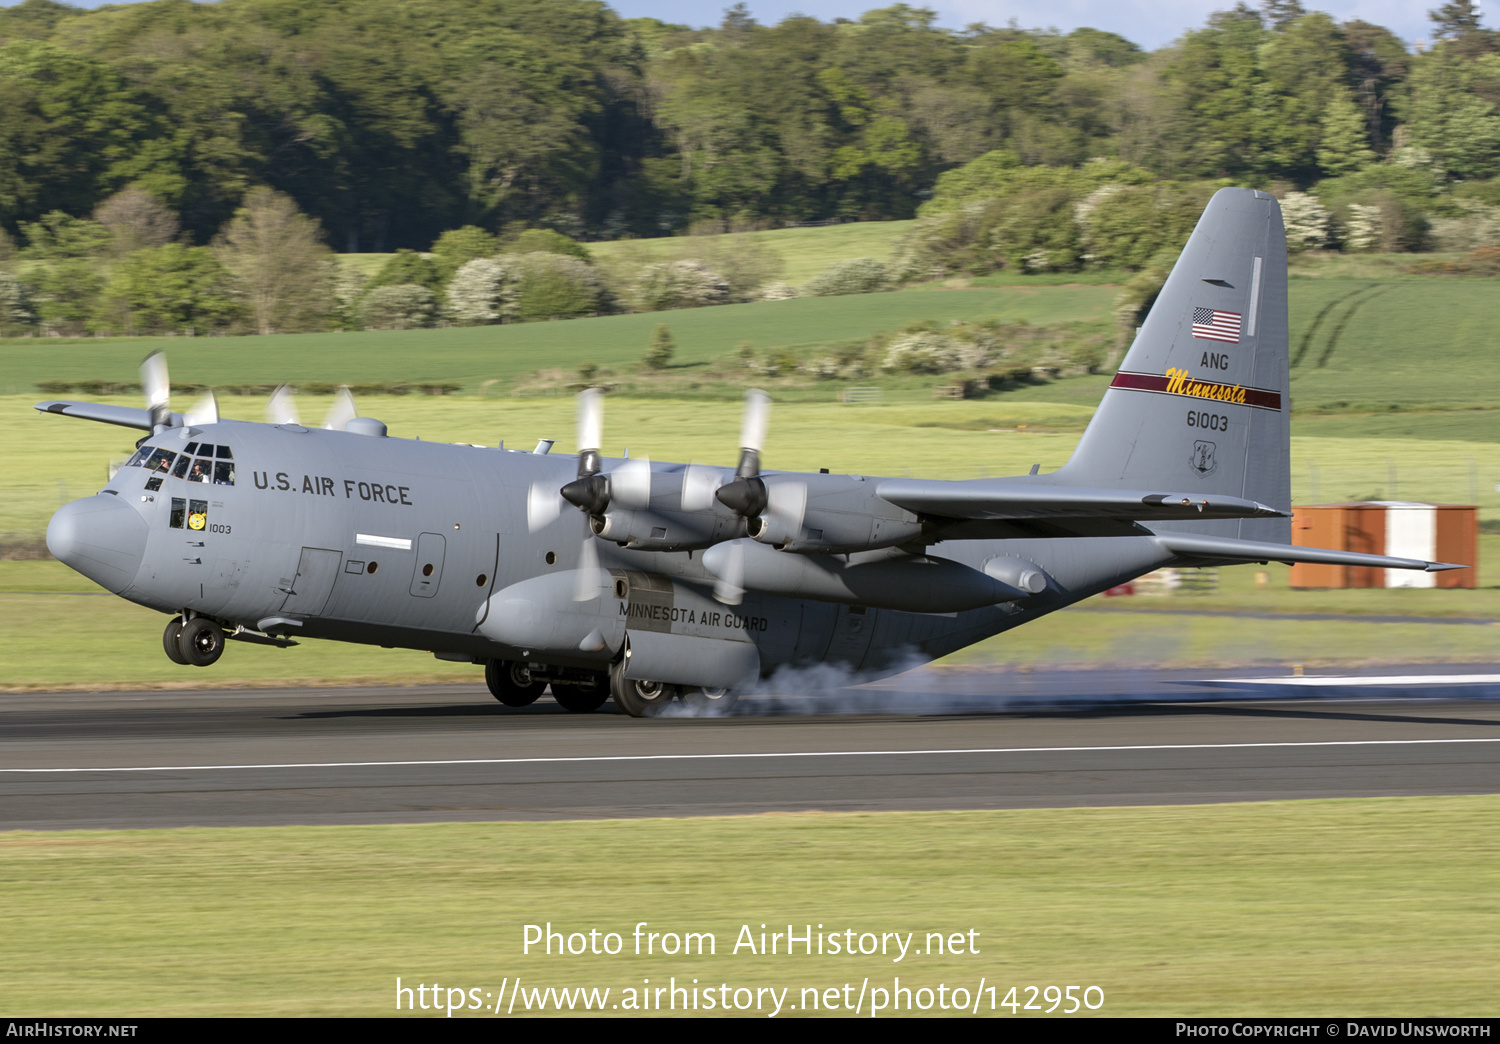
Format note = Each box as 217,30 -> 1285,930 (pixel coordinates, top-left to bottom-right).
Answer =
4,665 -> 1500,830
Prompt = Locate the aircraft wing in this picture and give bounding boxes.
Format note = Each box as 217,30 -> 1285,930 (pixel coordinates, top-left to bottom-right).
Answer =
35,400 -> 163,431
876,478 -> 1285,522
1156,533 -> 1465,572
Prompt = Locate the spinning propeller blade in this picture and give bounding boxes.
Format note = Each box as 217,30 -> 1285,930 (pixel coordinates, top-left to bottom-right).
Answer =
527,481 -> 563,532
141,351 -> 170,429
266,384 -> 300,426
714,389 -> 773,518
681,463 -> 721,512
612,456 -> 652,509
573,527 -> 606,602
323,386 -> 358,431
183,390 -> 219,428
712,540 -> 746,605
766,480 -> 807,534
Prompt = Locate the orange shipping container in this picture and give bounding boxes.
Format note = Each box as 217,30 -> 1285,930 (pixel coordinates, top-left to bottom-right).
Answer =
1290,503 -> 1477,589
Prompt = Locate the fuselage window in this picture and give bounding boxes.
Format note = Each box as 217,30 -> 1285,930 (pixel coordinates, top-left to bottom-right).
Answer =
145,448 -> 177,473
170,497 -> 186,529
213,460 -> 235,485
187,499 -> 208,531
171,454 -> 192,479
145,475 -> 163,492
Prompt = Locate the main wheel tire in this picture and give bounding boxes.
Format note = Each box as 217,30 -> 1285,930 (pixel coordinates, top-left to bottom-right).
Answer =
485,660 -> 546,707
680,686 -> 739,716
178,617 -> 225,667
162,616 -> 189,665
609,658 -> 677,718
551,672 -> 610,713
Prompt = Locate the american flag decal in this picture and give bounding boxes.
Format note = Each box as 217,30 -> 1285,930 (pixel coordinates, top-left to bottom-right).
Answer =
1192,307 -> 1241,343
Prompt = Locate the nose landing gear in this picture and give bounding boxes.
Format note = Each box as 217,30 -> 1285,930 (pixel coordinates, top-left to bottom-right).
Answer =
163,615 -> 225,667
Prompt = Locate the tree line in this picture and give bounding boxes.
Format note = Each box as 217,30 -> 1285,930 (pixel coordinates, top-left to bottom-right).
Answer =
0,0 -> 1496,246
0,0 -> 1497,337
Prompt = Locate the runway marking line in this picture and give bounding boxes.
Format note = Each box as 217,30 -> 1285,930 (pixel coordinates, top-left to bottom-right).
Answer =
1209,674 -> 1500,686
5,737 -> 1500,774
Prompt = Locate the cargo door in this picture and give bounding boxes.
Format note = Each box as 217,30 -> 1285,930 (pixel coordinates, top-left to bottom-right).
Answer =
410,532 -> 447,598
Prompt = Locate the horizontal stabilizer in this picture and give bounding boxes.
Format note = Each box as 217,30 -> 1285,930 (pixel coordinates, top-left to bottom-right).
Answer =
35,400 -> 168,431
877,478 -> 1286,522
1156,533 -> 1463,572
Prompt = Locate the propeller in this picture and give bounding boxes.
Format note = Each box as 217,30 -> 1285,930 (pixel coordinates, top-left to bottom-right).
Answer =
526,480 -> 563,533
680,463 -> 722,512
182,389 -> 219,427
266,384 -> 358,430
266,384 -> 299,425
551,388 -> 650,601
141,351 -> 170,430
765,480 -> 807,537
322,386 -> 358,431
712,540 -> 746,605
713,390 -> 771,518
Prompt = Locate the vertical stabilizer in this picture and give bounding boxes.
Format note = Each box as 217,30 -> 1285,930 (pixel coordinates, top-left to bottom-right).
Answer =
1051,187 -> 1290,542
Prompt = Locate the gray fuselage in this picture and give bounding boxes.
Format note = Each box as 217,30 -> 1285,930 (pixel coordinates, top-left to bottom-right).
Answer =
62,417 -> 1174,680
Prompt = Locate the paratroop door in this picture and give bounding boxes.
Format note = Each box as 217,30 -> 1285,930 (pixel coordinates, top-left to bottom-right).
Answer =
279,548 -> 343,615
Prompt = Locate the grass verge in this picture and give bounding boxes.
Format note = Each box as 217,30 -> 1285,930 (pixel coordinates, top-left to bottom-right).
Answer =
3,798 -> 1497,1016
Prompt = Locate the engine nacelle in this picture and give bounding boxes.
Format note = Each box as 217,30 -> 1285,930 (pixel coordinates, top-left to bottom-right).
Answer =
748,475 -> 924,554
593,507 -> 744,551
703,541 -> 1034,613
476,570 -> 626,659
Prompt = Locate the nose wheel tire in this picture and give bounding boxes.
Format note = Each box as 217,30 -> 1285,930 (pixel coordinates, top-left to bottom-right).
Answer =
551,672 -> 610,713
609,659 -> 677,718
162,616 -> 190,665
680,686 -> 738,716
177,617 -> 225,667
485,659 -> 546,707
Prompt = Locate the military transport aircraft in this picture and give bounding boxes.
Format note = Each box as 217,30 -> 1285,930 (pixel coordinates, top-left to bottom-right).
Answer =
36,188 -> 1459,716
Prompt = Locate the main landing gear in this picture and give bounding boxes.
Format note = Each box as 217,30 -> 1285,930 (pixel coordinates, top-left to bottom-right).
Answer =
483,658 -> 738,718
607,659 -> 743,717
484,660 -> 609,713
484,660 -> 546,707
162,615 -> 225,667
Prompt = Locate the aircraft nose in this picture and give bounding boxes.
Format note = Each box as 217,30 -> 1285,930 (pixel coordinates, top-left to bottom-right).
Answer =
47,494 -> 149,593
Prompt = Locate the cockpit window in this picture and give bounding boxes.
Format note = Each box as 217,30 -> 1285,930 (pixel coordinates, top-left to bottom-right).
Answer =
170,497 -> 186,528
127,443 -> 235,487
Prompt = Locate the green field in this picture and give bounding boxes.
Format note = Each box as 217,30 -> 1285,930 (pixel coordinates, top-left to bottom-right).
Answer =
582,220 -> 916,288
3,798 -> 1497,1016
0,285 -> 1114,396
